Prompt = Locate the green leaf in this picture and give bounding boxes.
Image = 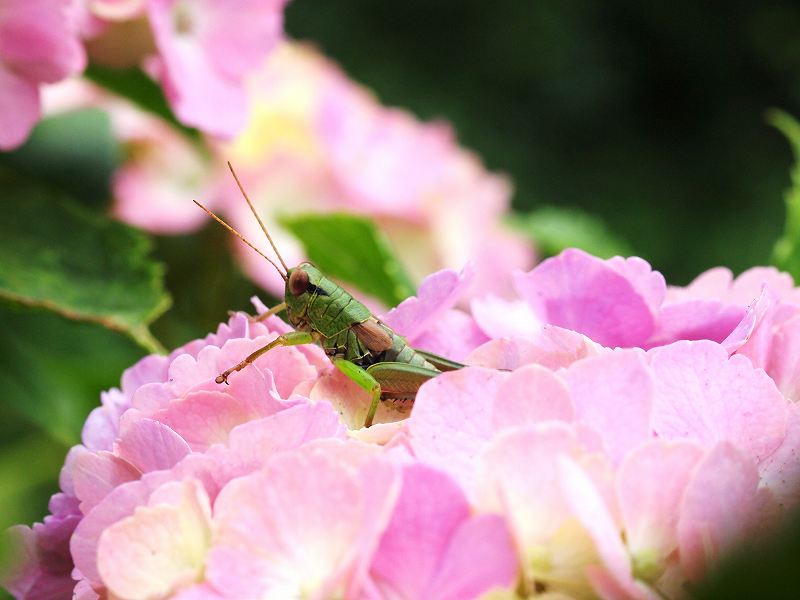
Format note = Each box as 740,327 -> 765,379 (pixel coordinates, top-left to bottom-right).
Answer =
280,213 -> 415,306
0,303 -> 143,445
768,109 -> 800,279
511,205 -> 633,259
0,108 -> 119,208
84,64 -> 200,141
0,176 -> 171,352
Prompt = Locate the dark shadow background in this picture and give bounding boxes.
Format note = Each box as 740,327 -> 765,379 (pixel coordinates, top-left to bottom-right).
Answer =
288,0 -> 800,283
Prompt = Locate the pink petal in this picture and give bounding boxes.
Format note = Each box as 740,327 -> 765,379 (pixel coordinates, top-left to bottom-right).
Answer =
319,88 -> 456,217
97,479 -> 212,599
720,286 -> 778,355
666,267 -> 733,302
564,350 -> 653,464
408,367 -> 509,493
382,267 -> 473,341
172,583 -> 227,600
409,308 -> 488,362
82,388 -> 129,452
0,0 -> 86,82
201,0 -> 287,80
759,403 -> 800,509
146,3 -> 247,137
206,401 -> 347,481
466,325 -> 601,371
111,126 -> 213,234
493,364 -> 574,430
649,340 -> 788,464
370,464 -> 471,600
647,300 -> 744,348
471,294 -> 542,340
2,510 -> 79,600
729,266 -> 797,304
762,310 -> 800,402
677,442 -> 767,580
0,66 -> 40,150
151,389 -> 279,451
515,249 -> 666,348
87,0 -> 145,20
476,424 -> 582,549
423,515 -> 518,600
617,441 -> 704,560
72,456 -> 219,586
115,416 -> 192,473
71,447 -> 140,514
121,354 -> 170,399
558,457 -> 652,600
207,441 -> 399,599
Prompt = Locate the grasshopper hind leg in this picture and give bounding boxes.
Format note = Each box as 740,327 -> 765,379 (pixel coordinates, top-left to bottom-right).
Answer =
334,359 -> 440,428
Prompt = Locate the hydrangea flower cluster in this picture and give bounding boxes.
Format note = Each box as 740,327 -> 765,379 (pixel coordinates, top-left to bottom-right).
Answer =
5,248 -> 800,600
0,0 -> 288,148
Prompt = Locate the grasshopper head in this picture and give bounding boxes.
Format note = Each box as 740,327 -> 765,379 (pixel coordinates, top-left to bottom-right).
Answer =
285,262 -> 325,323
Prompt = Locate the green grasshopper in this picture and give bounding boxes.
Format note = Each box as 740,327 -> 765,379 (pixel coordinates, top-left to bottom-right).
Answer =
194,164 -> 463,427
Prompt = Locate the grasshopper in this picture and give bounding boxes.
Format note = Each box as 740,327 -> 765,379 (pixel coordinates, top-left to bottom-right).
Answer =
194,164 -> 463,427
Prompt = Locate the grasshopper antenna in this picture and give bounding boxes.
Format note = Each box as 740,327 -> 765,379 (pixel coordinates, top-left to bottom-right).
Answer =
227,161 -> 290,274
193,200 -> 288,281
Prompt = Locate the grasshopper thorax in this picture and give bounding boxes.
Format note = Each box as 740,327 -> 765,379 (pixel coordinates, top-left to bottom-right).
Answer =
284,262 -> 371,338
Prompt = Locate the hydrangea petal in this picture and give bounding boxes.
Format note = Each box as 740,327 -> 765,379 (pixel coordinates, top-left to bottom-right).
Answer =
0,0 -> 86,82
493,364 -> 573,430
97,479 -> 212,599
370,464 -> 470,599
408,308 -> 488,362
677,442 -> 767,580
466,325 -> 601,371
564,350 -> 653,464
146,2 -> 247,136
382,267 -> 473,340
476,424 -> 581,550
558,457 -> 653,600
408,367 -> 509,493
71,448 -> 140,514
617,441 -> 704,561
205,401 -> 347,481
759,403 -> 800,509
720,286 -> 778,355
515,249 -> 665,348
208,442 -> 398,599
649,340 -> 788,463
423,515 -> 518,600
0,66 -> 40,151
647,300 -> 744,348
471,295 -> 542,340
762,311 -> 800,402
115,416 -> 192,473
82,388 -> 129,452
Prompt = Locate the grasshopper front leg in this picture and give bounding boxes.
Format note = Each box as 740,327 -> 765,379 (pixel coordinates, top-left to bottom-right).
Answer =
334,360 -> 440,428
216,330 -> 316,384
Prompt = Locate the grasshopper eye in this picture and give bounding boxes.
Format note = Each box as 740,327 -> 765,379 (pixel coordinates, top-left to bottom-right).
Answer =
289,269 -> 310,296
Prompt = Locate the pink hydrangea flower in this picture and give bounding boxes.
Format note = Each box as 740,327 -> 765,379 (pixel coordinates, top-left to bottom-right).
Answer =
103,41 -> 534,299
73,0 -> 288,137
144,0 -> 288,137
0,0 -> 86,149
5,251 -> 800,599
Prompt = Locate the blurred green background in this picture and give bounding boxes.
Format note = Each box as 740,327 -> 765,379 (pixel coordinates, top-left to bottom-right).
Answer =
289,0 -> 800,282
3,1 -> 800,596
